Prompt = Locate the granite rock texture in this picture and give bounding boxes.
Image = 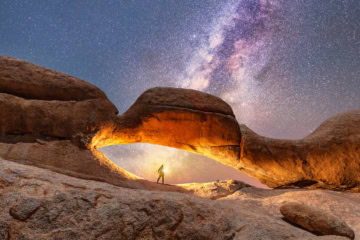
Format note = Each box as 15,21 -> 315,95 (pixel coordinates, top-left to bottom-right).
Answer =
280,202 -> 355,239
1,158 -> 358,240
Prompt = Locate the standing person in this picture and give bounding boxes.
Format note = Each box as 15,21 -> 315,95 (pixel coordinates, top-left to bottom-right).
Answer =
157,164 -> 165,184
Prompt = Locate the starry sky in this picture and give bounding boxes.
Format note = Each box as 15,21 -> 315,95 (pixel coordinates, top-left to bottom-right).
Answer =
1,0 -> 359,186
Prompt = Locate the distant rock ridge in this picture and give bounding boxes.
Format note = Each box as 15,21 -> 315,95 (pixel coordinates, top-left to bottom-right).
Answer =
0,55 -> 359,191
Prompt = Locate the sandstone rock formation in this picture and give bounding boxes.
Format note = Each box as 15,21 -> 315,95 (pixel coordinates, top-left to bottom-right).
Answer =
0,56 -> 241,191
1,56 -> 360,191
280,202 -> 355,239
0,56 -> 143,190
1,158 -> 358,240
1,56 -> 360,239
239,110 -> 360,190
91,86 -> 241,167
94,93 -> 360,191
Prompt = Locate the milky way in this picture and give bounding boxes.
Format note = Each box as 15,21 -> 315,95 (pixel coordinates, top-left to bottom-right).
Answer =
179,0 -> 283,135
1,0 -> 360,185
174,0 -> 360,140
181,0 -> 279,91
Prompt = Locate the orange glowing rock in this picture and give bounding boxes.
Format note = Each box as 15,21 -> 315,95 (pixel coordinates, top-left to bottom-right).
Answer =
92,87 -> 241,168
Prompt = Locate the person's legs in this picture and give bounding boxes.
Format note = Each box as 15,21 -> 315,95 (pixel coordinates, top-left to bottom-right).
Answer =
162,175 -> 164,184
157,175 -> 161,183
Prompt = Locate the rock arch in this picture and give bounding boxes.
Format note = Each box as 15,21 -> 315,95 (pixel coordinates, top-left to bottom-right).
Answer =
91,87 -> 242,168
1,56 -> 359,191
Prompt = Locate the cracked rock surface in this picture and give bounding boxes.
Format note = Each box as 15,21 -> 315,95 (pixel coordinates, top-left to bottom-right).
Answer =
0,158 -> 358,240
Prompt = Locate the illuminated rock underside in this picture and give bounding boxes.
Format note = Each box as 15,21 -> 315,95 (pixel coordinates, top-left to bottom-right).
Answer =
0,56 -> 359,191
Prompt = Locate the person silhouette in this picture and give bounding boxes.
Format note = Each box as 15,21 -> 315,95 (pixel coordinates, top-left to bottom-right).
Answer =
157,164 -> 165,184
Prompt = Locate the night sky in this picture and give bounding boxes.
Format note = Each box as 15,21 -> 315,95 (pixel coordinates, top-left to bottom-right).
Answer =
1,0 -> 359,186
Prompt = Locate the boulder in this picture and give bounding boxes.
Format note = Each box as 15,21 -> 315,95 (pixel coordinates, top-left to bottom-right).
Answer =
0,56 -> 118,139
0,56 -> 107,101
280,202 -> 355,239
0,56 -> 141,189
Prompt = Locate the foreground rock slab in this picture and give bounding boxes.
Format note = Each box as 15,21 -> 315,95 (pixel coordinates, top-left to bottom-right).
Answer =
1,158 -> 359,240
280,202 -> 355,239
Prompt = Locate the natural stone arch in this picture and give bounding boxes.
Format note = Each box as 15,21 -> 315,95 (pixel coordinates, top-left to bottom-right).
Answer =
1,56 -> 360,191
91,87 -> 242,169
92,86 -> 360,191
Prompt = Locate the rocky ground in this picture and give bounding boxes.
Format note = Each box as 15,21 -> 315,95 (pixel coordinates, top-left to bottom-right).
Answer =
1,158 -> 358,240
1,56 -> 359,239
